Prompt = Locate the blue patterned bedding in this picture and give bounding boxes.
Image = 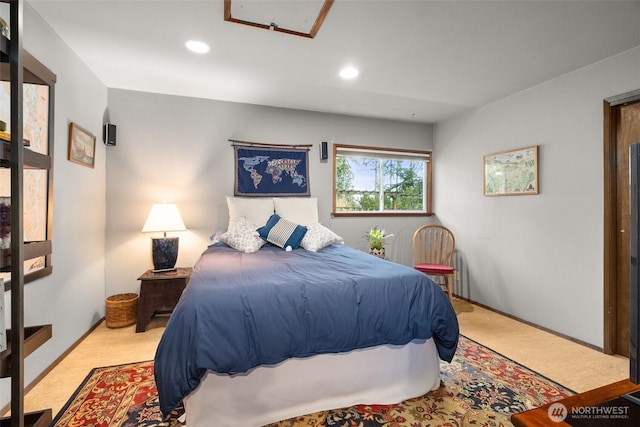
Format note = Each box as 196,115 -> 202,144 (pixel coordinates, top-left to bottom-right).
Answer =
154,244 -> 459,416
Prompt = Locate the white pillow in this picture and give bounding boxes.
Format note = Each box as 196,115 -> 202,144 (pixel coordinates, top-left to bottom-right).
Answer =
227,196 -> 274,231
300,223 -> 344,252
218,217 -> 266,253
273,197 -> 318,226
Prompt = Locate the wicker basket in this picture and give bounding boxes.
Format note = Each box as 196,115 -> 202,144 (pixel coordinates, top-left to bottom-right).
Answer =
105,293 -> 138,328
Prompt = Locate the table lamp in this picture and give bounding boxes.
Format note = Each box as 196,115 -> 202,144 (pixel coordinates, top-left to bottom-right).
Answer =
142,202 -> 187,272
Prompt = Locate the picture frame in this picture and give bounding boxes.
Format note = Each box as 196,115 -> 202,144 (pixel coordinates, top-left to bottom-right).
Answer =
483,145 -> 539,196
68,122 -> 96,168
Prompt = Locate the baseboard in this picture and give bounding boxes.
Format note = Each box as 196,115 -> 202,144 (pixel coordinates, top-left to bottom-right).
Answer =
0,316 -> 106,417
454,295 -> 603,353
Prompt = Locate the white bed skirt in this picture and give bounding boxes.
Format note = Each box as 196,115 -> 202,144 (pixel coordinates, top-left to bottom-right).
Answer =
184,337 -> 441,427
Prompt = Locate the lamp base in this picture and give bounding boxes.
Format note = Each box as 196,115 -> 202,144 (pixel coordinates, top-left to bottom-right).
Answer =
150,237 -> 179,271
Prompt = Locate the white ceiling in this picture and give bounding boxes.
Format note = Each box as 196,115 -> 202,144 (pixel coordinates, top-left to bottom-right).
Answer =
27,0 -> 640,124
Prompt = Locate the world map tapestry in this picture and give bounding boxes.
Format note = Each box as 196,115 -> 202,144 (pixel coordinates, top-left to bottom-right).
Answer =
235,146 -> 310,196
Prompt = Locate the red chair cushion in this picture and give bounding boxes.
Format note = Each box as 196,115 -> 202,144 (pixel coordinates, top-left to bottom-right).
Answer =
414,263 -> 454,275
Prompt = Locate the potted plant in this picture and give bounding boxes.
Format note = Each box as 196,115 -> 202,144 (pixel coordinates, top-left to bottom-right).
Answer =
367,226 -> 393,259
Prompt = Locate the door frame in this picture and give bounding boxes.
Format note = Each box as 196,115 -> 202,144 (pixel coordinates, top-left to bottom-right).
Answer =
603,89 -> 640,354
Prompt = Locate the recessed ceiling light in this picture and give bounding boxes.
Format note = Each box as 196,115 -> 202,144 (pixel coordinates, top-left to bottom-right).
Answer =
339,67 -> 359,79
185,40 -> 210,54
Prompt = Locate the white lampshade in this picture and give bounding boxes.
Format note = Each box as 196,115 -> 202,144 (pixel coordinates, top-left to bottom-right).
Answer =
142,203 -> 187,233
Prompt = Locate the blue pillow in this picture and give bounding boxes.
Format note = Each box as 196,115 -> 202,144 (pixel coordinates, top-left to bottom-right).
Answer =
257,214 -> 308,249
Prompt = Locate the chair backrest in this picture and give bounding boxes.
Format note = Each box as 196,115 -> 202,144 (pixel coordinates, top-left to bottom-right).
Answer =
412,224 -> 455,267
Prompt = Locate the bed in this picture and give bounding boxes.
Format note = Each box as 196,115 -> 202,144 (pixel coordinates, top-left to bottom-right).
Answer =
154,197 -> 459,426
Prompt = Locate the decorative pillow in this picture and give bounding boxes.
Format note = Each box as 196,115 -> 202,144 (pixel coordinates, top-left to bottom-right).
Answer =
226,196 -> 275,232
208,230 -> 225,247
300,223 -> 344,252
257,214 -> 308,249
218,217 -> 266,253
273,197 -> 318,226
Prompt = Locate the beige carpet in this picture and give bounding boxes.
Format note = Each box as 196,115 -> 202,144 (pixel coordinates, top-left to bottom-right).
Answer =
13,300 -> 630,419
453,299 -> 628,393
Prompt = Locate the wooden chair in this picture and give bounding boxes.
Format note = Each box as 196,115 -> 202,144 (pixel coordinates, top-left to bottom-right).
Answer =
412,224 -> 456,301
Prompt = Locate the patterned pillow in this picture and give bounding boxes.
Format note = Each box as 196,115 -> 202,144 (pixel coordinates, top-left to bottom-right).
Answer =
218,217 -> 266,253
208,230 -> 225,247
257,214 -> 307,249
300,223 -> 344,252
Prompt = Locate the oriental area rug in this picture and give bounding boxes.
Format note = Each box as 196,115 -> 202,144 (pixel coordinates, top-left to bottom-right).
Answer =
51,335 -> 574,427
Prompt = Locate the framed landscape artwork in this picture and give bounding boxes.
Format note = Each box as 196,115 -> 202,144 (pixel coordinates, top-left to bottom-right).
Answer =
483,145 -> 539,196
68,122 -> 96,168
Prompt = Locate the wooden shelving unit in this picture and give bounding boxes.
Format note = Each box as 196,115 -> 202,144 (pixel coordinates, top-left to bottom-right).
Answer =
1,241 -> 52,265
0,410 -> 52,427
0,140 -> 52,169
0,325 -> 52,377
0,1 -> 55,426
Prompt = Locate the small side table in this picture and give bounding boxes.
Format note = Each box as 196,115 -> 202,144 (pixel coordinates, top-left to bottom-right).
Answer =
136,267 -> 192,333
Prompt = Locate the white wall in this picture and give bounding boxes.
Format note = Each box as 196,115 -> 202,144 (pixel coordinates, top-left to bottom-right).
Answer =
105,89 -> 433,296
434,46 -> 640,348
1,4 -> 107,409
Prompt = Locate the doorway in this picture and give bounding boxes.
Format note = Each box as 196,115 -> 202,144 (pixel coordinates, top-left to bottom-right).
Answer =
604,89 -> 640,356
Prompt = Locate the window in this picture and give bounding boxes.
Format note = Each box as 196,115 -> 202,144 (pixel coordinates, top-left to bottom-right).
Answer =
333,144 -> 432,217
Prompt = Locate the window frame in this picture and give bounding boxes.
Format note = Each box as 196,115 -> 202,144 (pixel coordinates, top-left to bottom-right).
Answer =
332,143 -> 433,217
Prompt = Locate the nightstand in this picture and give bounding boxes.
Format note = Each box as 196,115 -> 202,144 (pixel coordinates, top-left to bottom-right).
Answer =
135,267 -> 192,333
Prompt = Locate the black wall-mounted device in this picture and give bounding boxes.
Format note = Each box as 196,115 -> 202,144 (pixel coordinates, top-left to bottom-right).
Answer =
104,123 -> 117,146
320,141 -> 328,160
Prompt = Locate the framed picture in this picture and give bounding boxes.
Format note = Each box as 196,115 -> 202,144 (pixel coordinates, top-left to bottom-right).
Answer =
483,145 -> 539,196
234,145 -> 310,196
68,122 -> 96,168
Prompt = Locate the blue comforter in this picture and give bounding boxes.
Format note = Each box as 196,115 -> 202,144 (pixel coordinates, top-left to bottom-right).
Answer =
154,244 -> 459,416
